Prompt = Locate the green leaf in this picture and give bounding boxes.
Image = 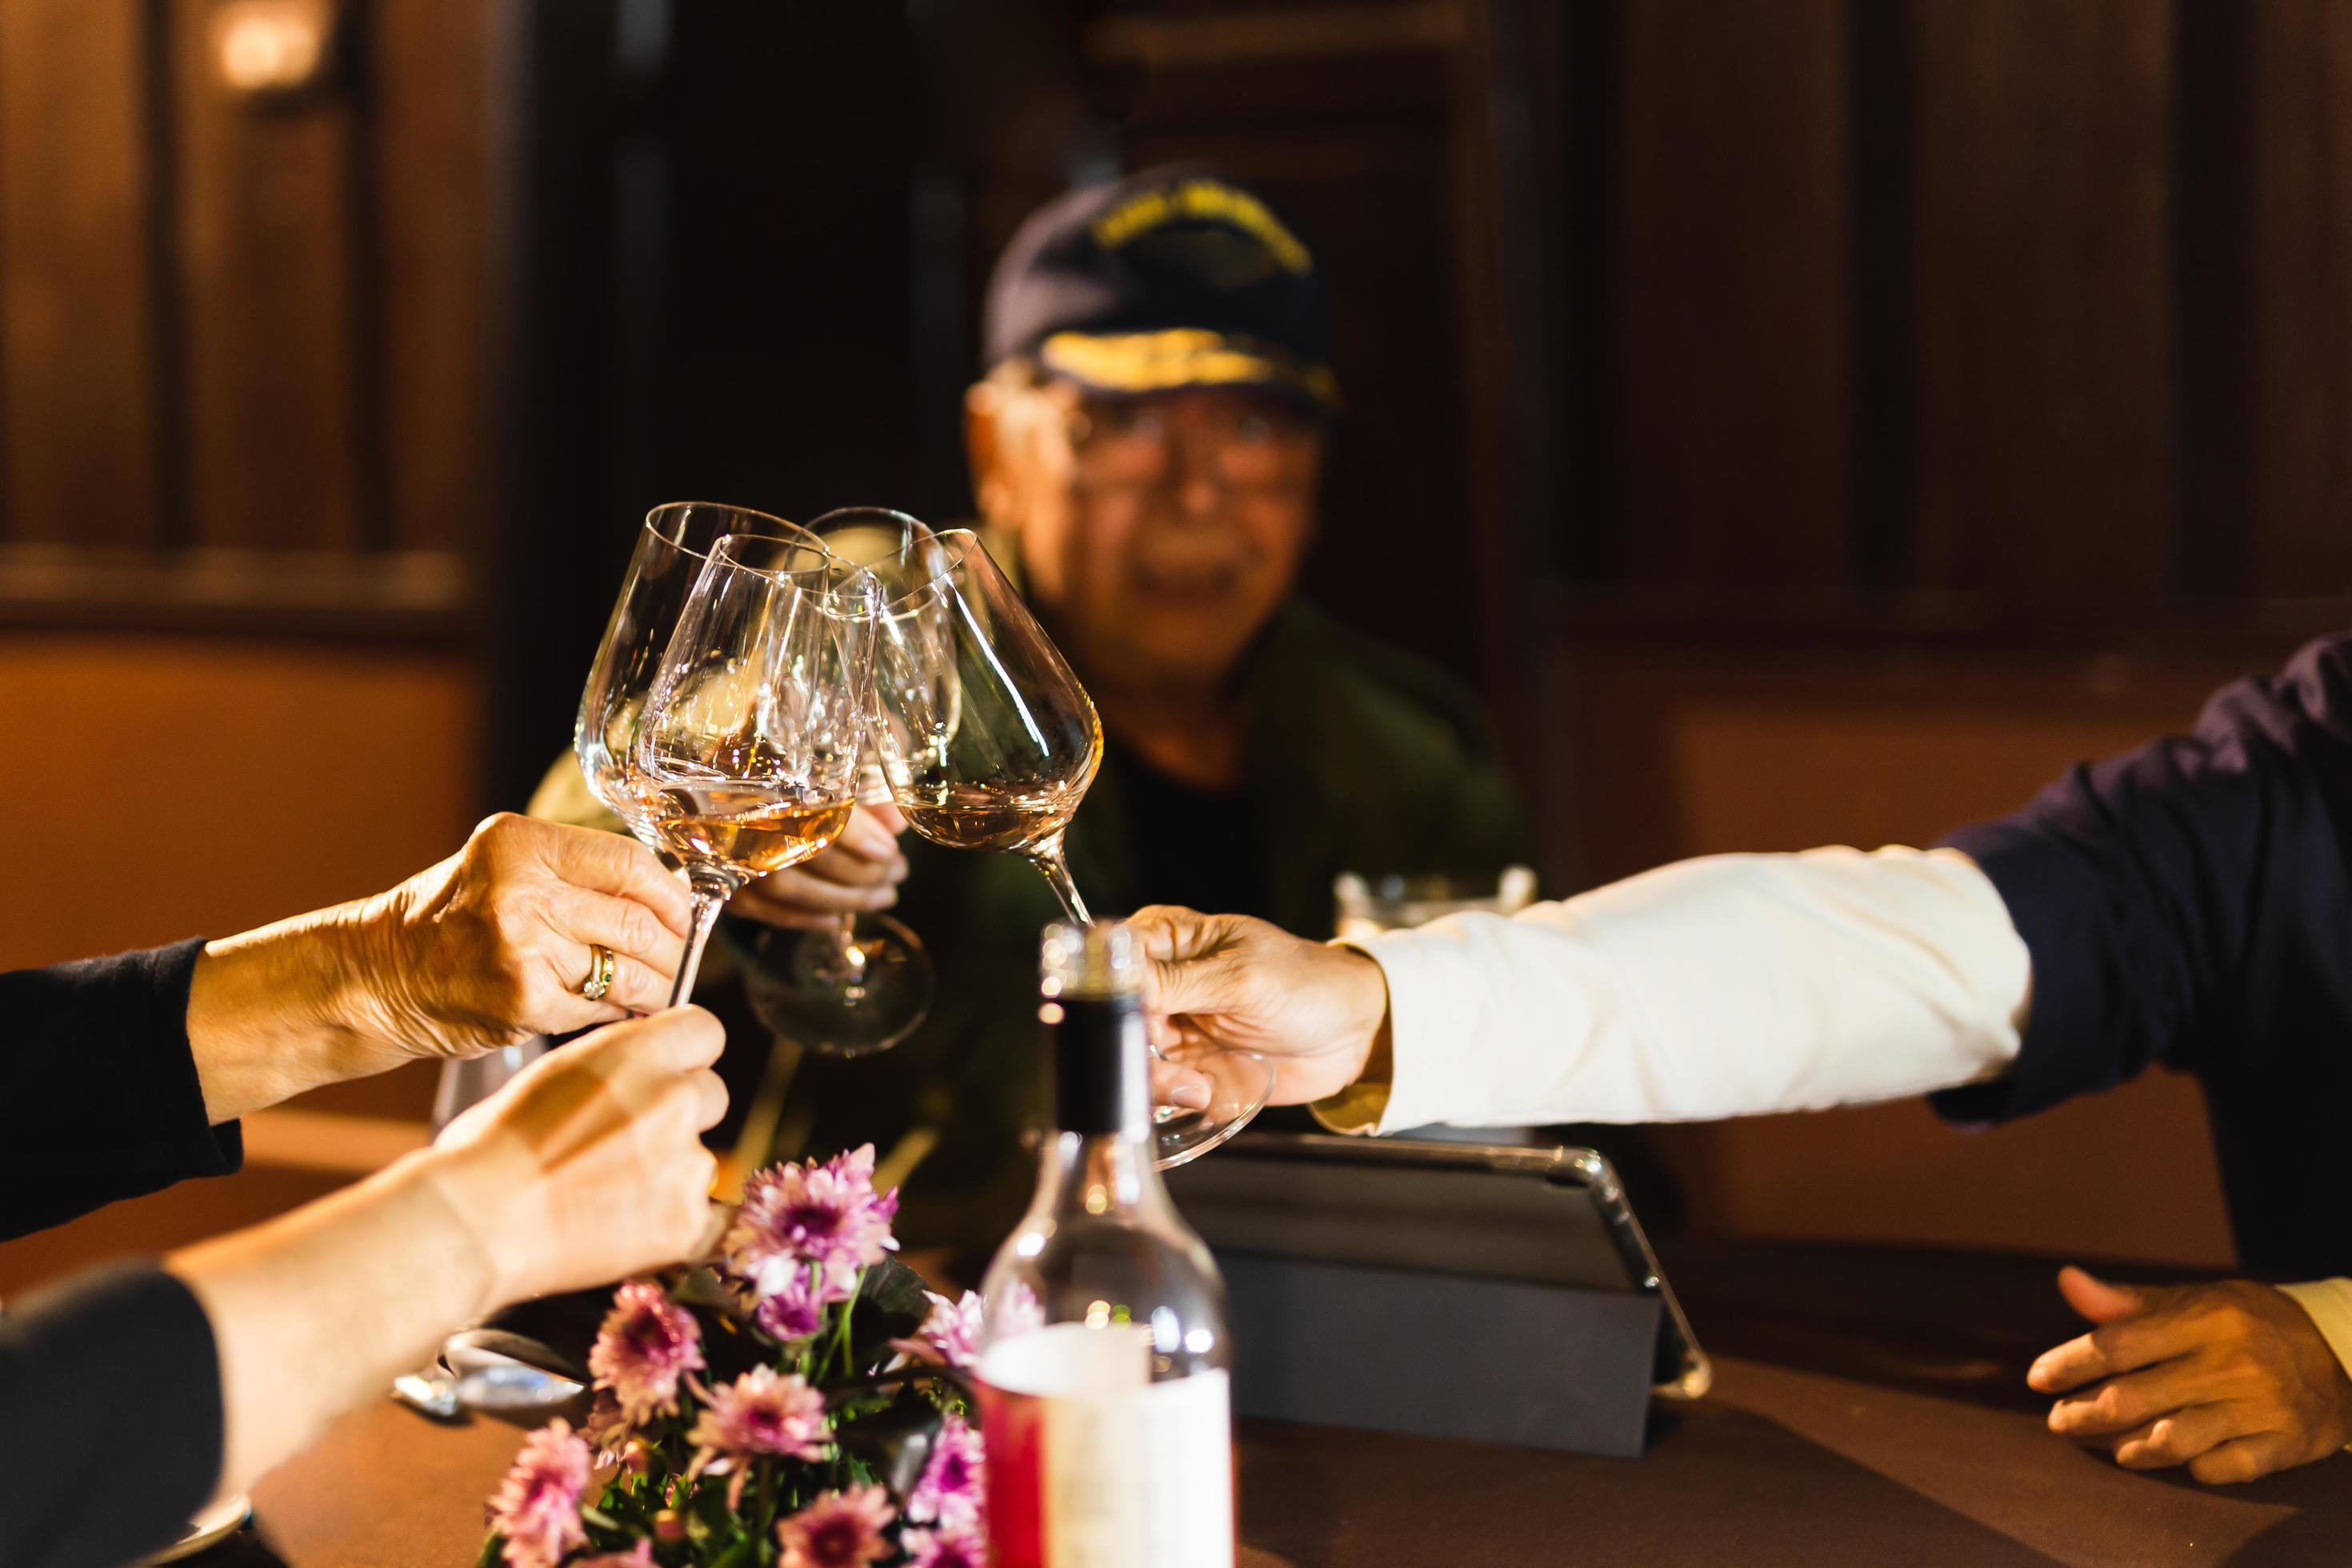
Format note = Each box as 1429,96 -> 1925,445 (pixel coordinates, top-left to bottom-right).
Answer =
842,1258 -> 932,1371
474,1532 -> 505,1568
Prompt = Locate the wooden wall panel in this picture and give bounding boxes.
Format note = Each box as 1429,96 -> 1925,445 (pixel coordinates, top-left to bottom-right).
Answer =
1614,0 -> 1850,586
0,633 -> 478,972
1909,0 -> 2172,598
2245,0 -> 2352,594
0,0 -> 158,546
172,0 -> 362,550
374,0 -> 491,554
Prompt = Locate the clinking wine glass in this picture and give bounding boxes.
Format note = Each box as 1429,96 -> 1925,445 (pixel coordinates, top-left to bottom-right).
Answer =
740,507 -> 939,1058
629,532 -> 878,1006
863,528 -> 1273,1166
575,502 -> 834,838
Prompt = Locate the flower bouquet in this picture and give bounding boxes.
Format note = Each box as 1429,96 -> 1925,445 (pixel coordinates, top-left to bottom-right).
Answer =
478,1147 -> 987,1568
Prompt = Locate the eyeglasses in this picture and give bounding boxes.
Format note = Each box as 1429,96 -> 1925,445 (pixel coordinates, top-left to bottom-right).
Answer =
1060,397 -> 1318,490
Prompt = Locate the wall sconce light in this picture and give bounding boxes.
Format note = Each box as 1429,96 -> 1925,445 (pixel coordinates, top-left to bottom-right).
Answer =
210,0 -> 340,103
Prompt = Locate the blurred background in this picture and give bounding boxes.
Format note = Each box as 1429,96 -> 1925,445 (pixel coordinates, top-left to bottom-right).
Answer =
6,0 -> 2349,1291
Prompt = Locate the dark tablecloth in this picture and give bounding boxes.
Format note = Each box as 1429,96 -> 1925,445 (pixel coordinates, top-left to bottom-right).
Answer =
215,1242 -> 2348,1566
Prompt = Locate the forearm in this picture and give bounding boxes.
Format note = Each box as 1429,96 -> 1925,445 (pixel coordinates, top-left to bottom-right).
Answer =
168,1150 -> 494,1498
186,896 -> 410,1122
1335,846 -> 2030,1133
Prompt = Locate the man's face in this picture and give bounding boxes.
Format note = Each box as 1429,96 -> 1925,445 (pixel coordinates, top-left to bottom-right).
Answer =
976,380 -> 1325,692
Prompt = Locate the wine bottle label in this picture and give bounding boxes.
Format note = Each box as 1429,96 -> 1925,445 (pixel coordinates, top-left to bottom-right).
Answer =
980,1326 -> 1235,1568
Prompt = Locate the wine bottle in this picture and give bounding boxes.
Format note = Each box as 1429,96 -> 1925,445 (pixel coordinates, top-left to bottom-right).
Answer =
978,920 -> 1236,1568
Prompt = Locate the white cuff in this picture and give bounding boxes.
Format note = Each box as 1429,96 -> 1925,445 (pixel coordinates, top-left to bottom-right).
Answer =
1344,922 -> 1505,1134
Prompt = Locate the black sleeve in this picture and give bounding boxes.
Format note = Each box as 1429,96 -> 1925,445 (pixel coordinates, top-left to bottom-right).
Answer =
1931,634 -> 2352,1125
0,1261 -> 225,1568
0,940 -> 243,1238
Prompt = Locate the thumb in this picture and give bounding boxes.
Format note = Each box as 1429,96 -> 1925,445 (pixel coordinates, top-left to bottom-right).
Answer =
2058,1265 -> 2154,1325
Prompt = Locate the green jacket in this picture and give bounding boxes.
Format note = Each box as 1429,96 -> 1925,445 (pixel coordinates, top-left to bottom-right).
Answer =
536,601 -> 1538,1254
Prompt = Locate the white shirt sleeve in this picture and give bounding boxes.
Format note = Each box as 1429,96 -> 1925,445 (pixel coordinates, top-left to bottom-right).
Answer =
1334,846 -> 2031,1134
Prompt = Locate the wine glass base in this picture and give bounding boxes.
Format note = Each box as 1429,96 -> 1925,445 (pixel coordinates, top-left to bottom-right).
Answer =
1154,1050 -> 1274,1170
742,917 -> 934,1058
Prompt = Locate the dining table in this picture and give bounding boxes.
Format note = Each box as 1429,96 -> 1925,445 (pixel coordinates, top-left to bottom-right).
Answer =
202,1239 -> 2348,1566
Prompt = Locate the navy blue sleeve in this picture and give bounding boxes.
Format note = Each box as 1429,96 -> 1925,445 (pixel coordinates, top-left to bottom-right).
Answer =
1933,634 -> 2352,1126
0,939 -> 244,1238
0,1260 -> 226,1568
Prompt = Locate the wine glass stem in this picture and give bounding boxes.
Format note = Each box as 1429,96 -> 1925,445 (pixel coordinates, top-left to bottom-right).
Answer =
808,911 -> 866,986
1027,846 -> 1092,926
670,879 -> 731,1008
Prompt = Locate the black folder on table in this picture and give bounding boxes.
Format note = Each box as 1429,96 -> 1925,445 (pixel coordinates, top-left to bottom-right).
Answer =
1165,1133 -> 1707,1458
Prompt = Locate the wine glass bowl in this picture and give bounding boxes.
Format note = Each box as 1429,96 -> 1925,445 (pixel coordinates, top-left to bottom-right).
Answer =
866,529 -> 1103,922
575,502 -> 835,842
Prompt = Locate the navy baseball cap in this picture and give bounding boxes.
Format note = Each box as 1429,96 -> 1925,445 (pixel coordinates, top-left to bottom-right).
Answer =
982,166 -> 1338,411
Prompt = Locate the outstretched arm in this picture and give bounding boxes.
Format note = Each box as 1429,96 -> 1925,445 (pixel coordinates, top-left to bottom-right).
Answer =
1136,843 -> 2029,1132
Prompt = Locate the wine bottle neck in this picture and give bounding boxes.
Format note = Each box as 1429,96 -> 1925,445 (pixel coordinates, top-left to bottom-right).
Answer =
1032,1129 -> 1173,1220
1046,993 -> 1149,1138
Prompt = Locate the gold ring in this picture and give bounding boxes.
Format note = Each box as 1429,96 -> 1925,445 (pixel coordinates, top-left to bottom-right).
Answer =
578,944 -> 617,1002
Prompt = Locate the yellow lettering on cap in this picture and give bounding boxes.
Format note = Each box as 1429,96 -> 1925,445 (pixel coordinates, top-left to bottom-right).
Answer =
1089,179 -> 1312,274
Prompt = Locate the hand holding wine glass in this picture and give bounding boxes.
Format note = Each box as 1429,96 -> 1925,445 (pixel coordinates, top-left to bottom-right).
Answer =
629,532 -> 878,1006
862,529 -> 1271,1164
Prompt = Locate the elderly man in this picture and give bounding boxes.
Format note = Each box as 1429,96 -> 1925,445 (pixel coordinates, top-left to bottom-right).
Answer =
537,167 -> 1541,1249
1132,631 -> 2352,1484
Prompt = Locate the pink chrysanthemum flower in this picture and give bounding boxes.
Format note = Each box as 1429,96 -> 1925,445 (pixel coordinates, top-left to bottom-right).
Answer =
776,1484 -> 898,1568
901,1524 -> 989,1568
588,1279 -> 704,1426
580,1389 -> 630,1463
907,1411 -> 984,1531
752,1260 -> 858,1342
726,1146 -> 900,1294
487,1419 -> 590,1568
574,1547 -> 654,1568
686,1365 -> 832,1509
893,1290 -> 983,1370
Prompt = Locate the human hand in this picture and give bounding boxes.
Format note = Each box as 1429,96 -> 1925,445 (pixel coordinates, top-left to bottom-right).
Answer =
2031,1265 -> 2352,1482
1127,906 -> 1391,1109
342,813 -> 696,1058
185,815 -> 699,1118
730,803 -> 910,932
423,1006 -> 728,1307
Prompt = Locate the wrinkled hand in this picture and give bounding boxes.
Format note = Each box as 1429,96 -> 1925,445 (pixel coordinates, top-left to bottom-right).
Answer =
730,803 -> 910,932
341,814 -> 694,1063
1127,906 -> 1390,1109
425,1007 -> 728,1306
2032,1266 -> 2352,1483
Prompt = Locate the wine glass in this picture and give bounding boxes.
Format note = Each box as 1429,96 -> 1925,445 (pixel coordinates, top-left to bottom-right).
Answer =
862,529 -> 1273,1166
576,502 -> 835,842
738,507 -> 939,1058
629,531 -> 878,1006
